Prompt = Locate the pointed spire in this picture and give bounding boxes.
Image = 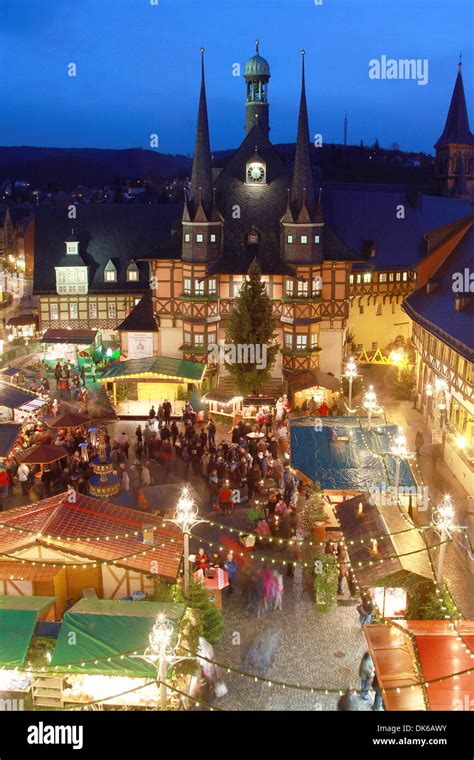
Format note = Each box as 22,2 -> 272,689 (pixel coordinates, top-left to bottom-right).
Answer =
281,187 -> 295,224
452,151 -> 471,198
290,50 -> 315,219
189,48 -> 213,219
435,62 -> 474,148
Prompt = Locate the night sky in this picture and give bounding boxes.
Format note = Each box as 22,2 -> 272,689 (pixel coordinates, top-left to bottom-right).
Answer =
0,0 -> 472,154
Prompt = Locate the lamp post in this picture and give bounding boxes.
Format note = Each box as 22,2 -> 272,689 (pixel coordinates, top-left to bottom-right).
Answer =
361,385 -> 380,431
131,613 -> 197,710
390,429 -> 413,498
343,356 -> 358,409
166,488 -> 204,597
432,494 -> 457,585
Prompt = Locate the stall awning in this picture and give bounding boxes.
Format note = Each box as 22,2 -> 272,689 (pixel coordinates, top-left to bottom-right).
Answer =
0,381 -> 47,412
365,621 -> 474,711
0,595 -> 56,668
288,369 -> 340,394
98,356 -> 205,383
50,599 -> 186,676
203,392 -> 235,404
0,423 -> 22,458
243,395 -> 275,406
0,367 -> 22,378
7,314 -> 38,328
41,329 -> 98,346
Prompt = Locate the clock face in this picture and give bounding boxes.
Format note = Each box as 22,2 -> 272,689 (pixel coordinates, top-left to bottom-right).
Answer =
247,162 -> 265,183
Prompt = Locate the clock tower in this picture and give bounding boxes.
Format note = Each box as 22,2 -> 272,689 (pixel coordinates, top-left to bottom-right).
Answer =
245,40 -> 270,137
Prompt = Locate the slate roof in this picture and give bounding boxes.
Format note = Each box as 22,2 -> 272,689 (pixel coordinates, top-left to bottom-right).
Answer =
402,223 -> 474,362
116,289 -> 158,332
214,124 -> 291,271
33,204 -> 182,296
41,328 -> 98,345
0,493 -> 183,580
435,66 -> 474,149
188,52 -> 213,220
321,187 -> 474,269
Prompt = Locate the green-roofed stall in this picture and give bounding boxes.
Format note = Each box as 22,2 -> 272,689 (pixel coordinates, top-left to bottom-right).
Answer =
49,599 -> 186,677
0,596 -> 56,668
97,355 -> 206,417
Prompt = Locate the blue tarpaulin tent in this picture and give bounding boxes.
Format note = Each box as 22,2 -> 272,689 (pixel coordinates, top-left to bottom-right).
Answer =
290,416 -> 417,492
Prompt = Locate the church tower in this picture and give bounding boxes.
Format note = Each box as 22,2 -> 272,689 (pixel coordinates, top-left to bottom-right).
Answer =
182,49 -> 223,263
434,62 -> 474,197
244,40 -> 271,136
282,51 -> 323,264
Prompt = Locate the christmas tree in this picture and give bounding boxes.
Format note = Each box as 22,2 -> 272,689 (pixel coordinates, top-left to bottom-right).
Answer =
225,258 -> 279,394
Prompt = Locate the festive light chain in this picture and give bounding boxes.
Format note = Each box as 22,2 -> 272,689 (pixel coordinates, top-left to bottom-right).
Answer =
0,534 -> 181,569
64,678 -> 221,712
191,531 -> 452,568
199,516 -> 431,548
8,642 -> 473,699
0,511 -> 434,550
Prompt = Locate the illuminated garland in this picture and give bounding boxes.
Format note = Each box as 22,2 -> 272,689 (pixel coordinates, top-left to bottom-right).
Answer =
0,534 -> 181,569
191,531 -> 452,568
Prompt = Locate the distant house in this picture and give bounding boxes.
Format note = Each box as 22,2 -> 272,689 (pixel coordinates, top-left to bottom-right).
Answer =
33,204 -> 181,342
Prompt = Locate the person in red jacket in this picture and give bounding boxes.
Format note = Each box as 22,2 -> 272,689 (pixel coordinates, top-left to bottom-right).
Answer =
0,464 -> 10,510
219,483 -> 232,515
318,401 -> 329,417
195,547 -> 210,572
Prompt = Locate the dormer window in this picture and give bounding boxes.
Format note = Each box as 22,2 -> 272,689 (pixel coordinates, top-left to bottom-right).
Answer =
104,260 -> 117,283
248,230 -> 259,245
66,242 -> 78,255
127,261 -> 139,282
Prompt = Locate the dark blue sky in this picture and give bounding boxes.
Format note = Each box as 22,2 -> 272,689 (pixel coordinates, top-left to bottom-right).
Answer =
0,0 -> 472,154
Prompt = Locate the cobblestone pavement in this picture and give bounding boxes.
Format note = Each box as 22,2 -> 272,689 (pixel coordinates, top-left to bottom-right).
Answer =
212,579 -> 374,711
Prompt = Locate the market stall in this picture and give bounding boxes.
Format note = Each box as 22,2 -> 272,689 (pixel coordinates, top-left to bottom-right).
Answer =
98,355 -> 206,418
193,567 -> 229,609
0,380 -> 49,423
0,422 -> 22,462
6,313 -> 38,339
0,491 -> 184,600
49,599 -> 186,708
334,494 -> 434,618
40,328 -> 102,368
0,596 -> 56,669
365,620 -> 474,711
287,368 -> 340,410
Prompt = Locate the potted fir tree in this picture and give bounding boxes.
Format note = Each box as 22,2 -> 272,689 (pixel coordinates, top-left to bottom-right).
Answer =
301,481 -> 328,542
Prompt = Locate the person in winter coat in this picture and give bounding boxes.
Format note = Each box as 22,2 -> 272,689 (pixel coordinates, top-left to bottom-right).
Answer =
337,543 -> 350,594
0,464 -> 10,509
195,547 -> 210,572
415,430 -> 424,456
223,552 -> 237,594
357,595 -> 374,628
207,419 -> 216,448
358,651 -> 374,700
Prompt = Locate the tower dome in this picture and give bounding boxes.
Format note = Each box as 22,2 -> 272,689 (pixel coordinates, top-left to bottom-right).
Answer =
244,41 -> 271,136
245,49 -> 271,78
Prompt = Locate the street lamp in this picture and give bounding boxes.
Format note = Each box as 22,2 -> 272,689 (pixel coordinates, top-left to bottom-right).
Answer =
131,613 -> 195,710
361,385 -> 381,431
432,494 -> 457,585
390,429 -> 413,498
343,356 -> 358,409
166,488 -> 204,597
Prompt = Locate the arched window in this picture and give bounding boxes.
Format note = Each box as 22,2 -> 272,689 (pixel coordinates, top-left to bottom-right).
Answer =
247,229 -> 259,245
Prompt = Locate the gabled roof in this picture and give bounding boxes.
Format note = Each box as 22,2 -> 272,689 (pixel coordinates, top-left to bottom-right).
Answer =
98,356 -> 205,382
33,204 -> 182,295
116,290 -> 159,332
435,65 -> 474,149
402,223 -> 474,362
0,493 -> 183,580
214,124 -> 291,270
